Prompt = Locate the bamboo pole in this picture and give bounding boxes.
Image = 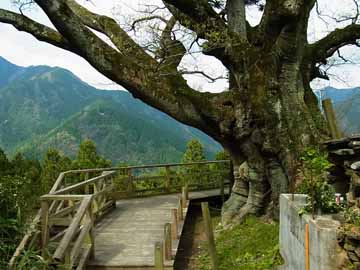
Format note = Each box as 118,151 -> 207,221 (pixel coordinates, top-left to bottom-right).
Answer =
201,202 -> 218,270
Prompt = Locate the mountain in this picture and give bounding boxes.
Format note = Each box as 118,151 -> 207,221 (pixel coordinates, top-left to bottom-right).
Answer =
0,57 -> 25,88
0,56 -> 222,164
315,87 -> 360,135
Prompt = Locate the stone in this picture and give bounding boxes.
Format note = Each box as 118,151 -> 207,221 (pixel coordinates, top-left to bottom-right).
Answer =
351,161 -> 360,171
332,149 -> 356,156
349,141 -> 360,149
345,242 -> 356,251
347,251 -> 359,262
324,137 -> 351,149
354,262 -> 360,270
352,173 -> 360,186
347,232 -> 360,241
338,229 -> 346,243
355,247 -> 360,258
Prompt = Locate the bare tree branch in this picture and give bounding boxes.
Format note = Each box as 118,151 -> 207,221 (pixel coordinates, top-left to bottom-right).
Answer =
180,70 -> 226,83
131,15 -> 168,32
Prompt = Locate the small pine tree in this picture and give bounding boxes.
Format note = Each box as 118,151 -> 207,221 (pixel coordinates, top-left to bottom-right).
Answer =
73,139 -> 111,169
181,140 -> 207,187
182,139 -> 206,163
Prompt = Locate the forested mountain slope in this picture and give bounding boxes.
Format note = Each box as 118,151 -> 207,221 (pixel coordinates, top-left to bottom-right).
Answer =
0,57 -> 221,164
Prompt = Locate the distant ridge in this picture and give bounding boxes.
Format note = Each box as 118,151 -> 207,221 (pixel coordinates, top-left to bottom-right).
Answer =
0,57 -> 222,164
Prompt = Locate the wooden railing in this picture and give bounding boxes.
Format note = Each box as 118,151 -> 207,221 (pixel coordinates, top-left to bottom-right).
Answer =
9,160 -> 231,269
39,171 -> 116,269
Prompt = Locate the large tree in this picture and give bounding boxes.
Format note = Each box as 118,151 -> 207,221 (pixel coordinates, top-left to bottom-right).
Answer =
1,0 -> 359,221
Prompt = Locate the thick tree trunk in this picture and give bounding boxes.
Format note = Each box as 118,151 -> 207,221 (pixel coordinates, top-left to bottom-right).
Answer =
220,59 -> 328,223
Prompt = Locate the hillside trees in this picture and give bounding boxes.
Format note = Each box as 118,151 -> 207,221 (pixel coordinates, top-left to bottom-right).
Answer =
0,151 -> 41,268
0,140 -> 109,267
40,149 -> 72,193
182,139 -> 206,164
1,0 -> 359,221
181,139 -> 207,186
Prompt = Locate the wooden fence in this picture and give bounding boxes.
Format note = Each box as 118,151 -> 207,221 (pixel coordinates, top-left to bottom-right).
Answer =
8,160 -> 231,269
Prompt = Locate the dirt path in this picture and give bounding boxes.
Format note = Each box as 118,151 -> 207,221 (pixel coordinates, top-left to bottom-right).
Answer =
174,199 -> 222,270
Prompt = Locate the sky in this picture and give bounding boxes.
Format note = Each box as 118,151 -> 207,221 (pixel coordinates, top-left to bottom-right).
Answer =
0,0 -> 360,92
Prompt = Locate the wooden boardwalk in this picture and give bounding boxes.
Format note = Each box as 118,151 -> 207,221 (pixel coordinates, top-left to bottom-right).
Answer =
87,189 -> 224,270
9,161 -> 231,270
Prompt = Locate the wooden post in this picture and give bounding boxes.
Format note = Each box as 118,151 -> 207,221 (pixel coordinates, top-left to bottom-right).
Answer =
127,168 -> 134,195
171,209 -> 178,240
322,98 -> 342,139
154,241 -> 164,270
64,249 -> 72,270
69,199 -> 75,217
41,200 -> 50,258
84,173 -> 90,194
201,202 -> 218,270
164,223 -> 172,260
86,205 -> 95,259
93,182 -> 99,214
305,223 -> 310,270
182,185 -> 189,208
178,197 -> 183,221
165,166 -> 171,192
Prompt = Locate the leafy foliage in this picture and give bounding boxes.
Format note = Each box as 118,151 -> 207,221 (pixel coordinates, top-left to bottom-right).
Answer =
182,139 -> 206,163
73,139 -> 111,169
345,207 -> 360,227
0,152 -> 41,268
297,148 -> 341,214
181,140 -> 208,187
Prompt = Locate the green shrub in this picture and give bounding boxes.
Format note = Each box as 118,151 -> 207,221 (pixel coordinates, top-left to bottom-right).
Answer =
297,148 -> 341,214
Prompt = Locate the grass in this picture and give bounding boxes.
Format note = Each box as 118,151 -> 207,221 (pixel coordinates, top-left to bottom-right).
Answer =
197,216 -> 283,270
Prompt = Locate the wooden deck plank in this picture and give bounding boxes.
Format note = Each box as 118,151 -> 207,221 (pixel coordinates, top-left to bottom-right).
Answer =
87,189 -> 225,269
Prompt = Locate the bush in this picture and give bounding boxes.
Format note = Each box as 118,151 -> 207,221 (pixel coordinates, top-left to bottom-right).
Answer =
297,148 -> 341,214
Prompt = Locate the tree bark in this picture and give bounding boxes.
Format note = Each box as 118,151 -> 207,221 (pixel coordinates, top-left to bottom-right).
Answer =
219,56 -> 328,222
